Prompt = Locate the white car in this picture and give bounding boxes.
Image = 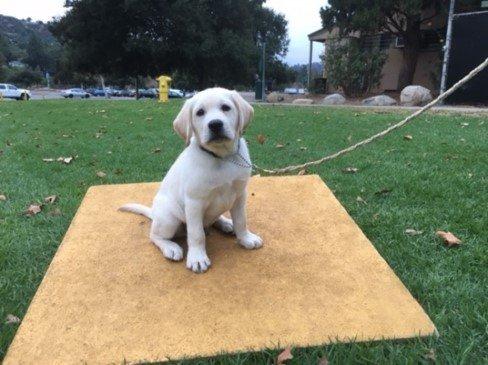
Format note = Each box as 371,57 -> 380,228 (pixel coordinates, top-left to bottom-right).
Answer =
284,87 -> 306,95
0,83 -> 31,100
61,88 -> 90,99
169,88 -> 184,98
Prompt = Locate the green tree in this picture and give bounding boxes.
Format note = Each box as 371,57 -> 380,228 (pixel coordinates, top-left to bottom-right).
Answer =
324,38 -> 387,96
50,0 -> 289,89
320,0 -> 473,89
0,33 -> 13,64
7,68 -> 44,86
23,34 -> 54,73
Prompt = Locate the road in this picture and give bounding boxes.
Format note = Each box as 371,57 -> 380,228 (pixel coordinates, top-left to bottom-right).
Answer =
28,89 -> 256,102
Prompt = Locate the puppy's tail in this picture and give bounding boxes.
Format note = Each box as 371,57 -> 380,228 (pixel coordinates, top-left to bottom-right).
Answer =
118,203 -> 152,220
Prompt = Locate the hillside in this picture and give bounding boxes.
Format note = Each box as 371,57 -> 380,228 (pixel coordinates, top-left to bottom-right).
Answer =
0,14 -> 58,61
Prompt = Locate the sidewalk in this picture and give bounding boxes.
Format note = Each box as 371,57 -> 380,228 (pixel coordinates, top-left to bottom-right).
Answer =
252,101 -> 488,115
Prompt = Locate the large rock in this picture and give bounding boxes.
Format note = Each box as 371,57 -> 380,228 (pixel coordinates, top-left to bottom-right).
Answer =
362,95 -> 397,106
292,98 -> 314,105
400,85 -> 433,106
266,92 -> 285,103
321,93 -> 346,105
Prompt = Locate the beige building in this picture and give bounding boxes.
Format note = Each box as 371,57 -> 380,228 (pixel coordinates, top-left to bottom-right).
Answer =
308,18 -> 445,94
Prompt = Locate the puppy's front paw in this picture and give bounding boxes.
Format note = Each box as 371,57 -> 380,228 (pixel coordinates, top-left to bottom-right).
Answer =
161,244 -> 184,261
237,232 -> 263,250
186,249 -> 211,273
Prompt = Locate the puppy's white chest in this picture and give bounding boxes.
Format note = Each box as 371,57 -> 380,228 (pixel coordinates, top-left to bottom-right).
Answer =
209,182 -> 238,210
204,180 -> 244,223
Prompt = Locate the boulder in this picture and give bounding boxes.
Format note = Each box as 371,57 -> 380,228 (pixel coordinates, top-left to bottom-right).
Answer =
266,92 -> 285,103
400,85 -> 433,106
321,93 -> 346,105
362,95 -> 397,106
292,98 -> 314,105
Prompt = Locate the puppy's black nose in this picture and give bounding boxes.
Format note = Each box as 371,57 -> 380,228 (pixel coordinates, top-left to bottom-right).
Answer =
208,120 -> 223,133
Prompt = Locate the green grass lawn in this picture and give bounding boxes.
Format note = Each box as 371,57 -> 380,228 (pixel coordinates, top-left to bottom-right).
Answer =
0,99 -> 487,364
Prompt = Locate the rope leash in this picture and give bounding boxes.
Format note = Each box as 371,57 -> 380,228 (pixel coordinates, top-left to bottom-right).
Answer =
253,56 -> 488,175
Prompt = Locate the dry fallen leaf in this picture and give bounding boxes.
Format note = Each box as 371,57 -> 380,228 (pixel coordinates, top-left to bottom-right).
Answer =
342,167 -> 358,173
405,228 -> 423,236
297,169 -> 307,175
318,355 -> 329,365
300,146 -> 308,151
153,148 -> 162,153
0,194 -> 6,201
25,204 -> 42,216
460,122 -> 469,127
423,348 -> 436,362
42,158 -> 55,162
5,314 -> 20,325
356,196 -> 367,204
275,144 -> 284,148
256,134 -> 266,144
96,171 -> 107,178
404,134 -> 413,141
44,195 -> 57,204
57,156 -> 73,164
276,347 -> 293,365
436,231 -> 462,247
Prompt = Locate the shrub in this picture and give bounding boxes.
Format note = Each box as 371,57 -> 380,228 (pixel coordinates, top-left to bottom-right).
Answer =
7,68 -> 44,87
324,38 -> 386,97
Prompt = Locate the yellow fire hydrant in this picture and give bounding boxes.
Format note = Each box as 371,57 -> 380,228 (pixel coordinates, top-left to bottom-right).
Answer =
157,75 -> 172,102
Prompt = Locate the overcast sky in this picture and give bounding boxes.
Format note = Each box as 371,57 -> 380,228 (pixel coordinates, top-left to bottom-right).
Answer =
1,0 -> 325,65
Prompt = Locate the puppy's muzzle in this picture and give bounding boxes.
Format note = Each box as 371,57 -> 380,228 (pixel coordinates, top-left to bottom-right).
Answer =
208,119 -> 228,141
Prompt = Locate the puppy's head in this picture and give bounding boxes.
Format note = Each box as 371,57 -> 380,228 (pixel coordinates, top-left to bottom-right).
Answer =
173,88 -> 253,154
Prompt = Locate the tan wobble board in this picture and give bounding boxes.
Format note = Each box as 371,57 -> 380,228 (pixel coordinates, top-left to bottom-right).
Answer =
4,175 -> 436,364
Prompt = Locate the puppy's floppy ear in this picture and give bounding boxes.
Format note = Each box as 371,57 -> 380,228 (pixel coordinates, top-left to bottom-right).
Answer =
230,90 -> 254,136
173,98 -> 194,144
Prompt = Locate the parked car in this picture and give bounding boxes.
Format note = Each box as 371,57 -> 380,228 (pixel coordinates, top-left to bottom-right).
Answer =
0,83 -> 31,100
183,90 -> 197,98
139,88 -> 158,98
91,88 -> 115,97
111,88 -> 123,97
169,89 -> 184,98
284,87 -> 306,95
91,89 -> 105,97
119,89 -> 136,97
61,88 -> 90,99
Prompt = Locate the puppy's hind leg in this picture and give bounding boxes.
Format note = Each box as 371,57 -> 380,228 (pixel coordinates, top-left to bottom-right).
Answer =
150,214 -> 184,262
213,215 -> 234,235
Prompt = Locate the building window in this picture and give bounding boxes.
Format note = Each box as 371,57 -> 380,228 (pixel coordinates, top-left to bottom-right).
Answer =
395,36 -> 404,48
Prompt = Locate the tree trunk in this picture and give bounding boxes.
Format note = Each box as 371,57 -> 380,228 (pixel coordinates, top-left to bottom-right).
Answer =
135,76 -> 139,100
398,21 -> 421,90
100,75 -> 108,98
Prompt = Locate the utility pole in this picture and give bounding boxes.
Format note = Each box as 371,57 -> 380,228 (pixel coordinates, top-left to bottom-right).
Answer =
308,41 -> 313,90
440,0 -> 456,96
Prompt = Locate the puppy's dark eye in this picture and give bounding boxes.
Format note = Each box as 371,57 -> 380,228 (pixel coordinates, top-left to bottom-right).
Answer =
221,104 -> 231,112
196,108 -> 205,117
